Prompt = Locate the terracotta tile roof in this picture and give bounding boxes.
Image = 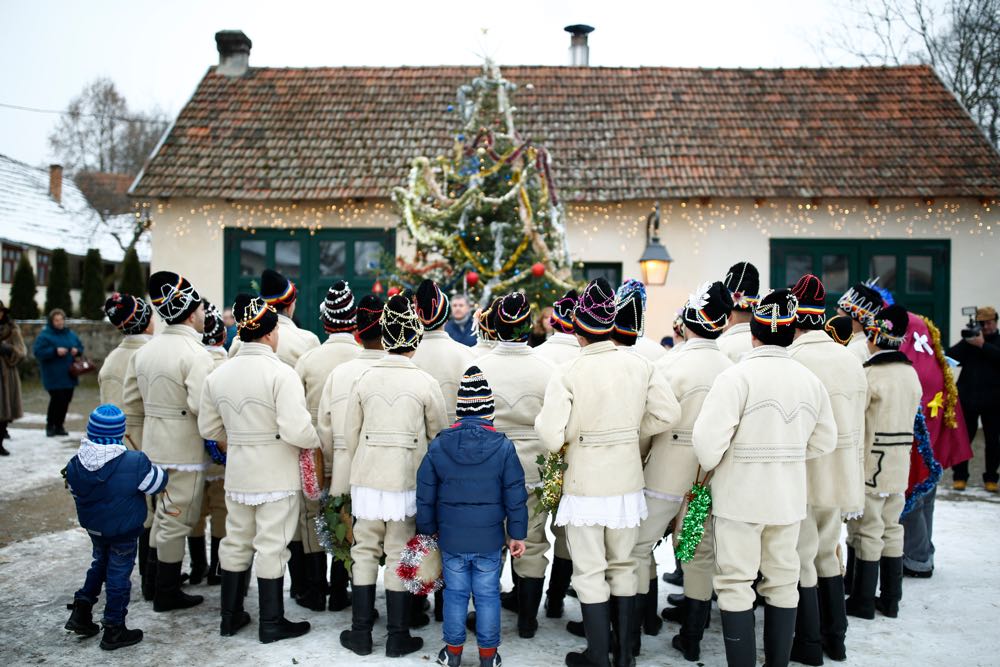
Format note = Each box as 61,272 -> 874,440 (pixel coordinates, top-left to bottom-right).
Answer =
130,65 -> 1000,201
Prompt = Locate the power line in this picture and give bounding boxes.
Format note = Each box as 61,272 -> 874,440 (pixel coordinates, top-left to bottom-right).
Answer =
0,101 -> 165,125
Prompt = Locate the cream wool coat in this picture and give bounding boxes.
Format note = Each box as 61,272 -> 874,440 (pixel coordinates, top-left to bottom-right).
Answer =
534,340 -> 681,497
848,335 -> 870,364
123,325 -> 214,466
644,338 -> 734,498
199,342 -> 320,494
533,332 -> 580,367
345,355 -> 449,493
633,336 -> 666,361
203,344 -> 229,480
788,330 -> 868,511
863,352 -> 923,494
692,345 -> 838,525
411,330 -> 476,421
717,322 -> 753,363
99,334 -> 150,449
316,349 -> 386,495
229,314 -> 320,367
294,334 -> 362,424
474,343 -> 555,486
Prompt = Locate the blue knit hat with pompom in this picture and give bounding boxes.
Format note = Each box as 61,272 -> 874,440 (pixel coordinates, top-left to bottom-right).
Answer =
87,404 -> 127,444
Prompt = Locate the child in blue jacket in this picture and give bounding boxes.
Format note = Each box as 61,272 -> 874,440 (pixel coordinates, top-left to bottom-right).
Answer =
64,404 -> 168,650
417,366 -> 528,667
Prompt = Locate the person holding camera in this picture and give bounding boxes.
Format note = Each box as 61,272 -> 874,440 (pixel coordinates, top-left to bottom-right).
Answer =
949,306 -> 1000,491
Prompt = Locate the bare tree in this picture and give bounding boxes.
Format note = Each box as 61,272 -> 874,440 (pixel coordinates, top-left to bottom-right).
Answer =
47,78 -> 169,176
827,0 -> 1000,147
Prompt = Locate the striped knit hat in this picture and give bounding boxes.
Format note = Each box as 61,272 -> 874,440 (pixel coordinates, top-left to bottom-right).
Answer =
612,279 -> 646,345
104,292 -> 152,336
87,404 -> 127,444
549,289 -> 578,334
415,279 -> 450,331
321,280 -> 357,333
750,289 -> 799,347
494,292 -> 532,342
574,278 -> 617,340
790,274 -> 826,330
455,366 -> 495,421
260,269 -> 297,309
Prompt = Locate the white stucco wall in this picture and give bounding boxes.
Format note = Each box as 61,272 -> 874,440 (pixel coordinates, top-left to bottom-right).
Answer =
146,196 -> 998,342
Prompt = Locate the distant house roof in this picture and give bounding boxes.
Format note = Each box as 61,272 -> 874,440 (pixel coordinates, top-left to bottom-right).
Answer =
0,154 -> 151,262
130,64 -> 1000,202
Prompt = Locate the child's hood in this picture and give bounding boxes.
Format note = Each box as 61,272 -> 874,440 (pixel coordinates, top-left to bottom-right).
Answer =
438,419 -> 504,466
71,439 -> 128,482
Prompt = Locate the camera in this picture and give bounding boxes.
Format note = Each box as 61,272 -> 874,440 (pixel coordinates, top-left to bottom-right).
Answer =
961,306 -> 982,339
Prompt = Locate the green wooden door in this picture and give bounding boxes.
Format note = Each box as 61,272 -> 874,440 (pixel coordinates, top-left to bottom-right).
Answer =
770,239 -> 951,340
224,228 -> 395,336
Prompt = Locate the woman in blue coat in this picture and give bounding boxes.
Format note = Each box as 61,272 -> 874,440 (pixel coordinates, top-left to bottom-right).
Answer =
33,308 -> 84,437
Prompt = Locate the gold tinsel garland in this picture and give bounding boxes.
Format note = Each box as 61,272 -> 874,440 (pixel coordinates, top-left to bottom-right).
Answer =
921,315 -> 958,429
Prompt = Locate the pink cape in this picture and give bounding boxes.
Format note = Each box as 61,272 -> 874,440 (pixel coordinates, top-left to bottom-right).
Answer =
899,313 -> 973,493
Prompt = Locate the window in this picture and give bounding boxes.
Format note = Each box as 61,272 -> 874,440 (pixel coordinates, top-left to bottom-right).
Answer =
240,240 -> 266,277
907,255 -> 933,293
318,241 -> 346,276
575,262 -> 622,286
2,244 -> 22,284
784,253 -> 812,287
869,255 -> 897,290
821,253 -> 850,294
36,251 -> 51,286
354,241 -> 382,276
274,240 -> 301,278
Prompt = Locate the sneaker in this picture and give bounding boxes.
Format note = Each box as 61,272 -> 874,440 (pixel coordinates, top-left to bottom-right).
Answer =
903,566 -> 933,579
480,652 -> 502,667
985,482 -> 999,493
953,480 -> 967,491
437,646 -> 463,667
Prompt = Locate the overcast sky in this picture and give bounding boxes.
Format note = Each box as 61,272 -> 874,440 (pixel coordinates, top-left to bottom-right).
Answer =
1,0 -> 892,167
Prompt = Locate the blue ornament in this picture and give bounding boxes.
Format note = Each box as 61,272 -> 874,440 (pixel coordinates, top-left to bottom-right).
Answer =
458,134 -> 465,141
447,104 -> 454,112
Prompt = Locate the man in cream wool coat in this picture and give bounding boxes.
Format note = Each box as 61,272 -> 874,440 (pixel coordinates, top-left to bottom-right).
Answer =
292,281 -> 362,611
317,294 -> 387,612
123,271 -> 214,613
836,281 -> 884,365
340,295 -> 449,659
412,280 -> 475,423
716,261 -> 761,363
635,281 -> 734,663
199,293 -> 319,644
693,289 -> 837,667
535,277 -> 680,667
474,291 -> 556,639
228,268 -> 320,365
786,275 -> 868,664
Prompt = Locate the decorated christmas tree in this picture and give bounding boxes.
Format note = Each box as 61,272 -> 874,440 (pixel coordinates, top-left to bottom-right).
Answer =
388,61 -> 577,308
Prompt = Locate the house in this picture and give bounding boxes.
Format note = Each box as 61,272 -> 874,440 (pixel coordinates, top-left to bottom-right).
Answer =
129,30 -> 1000,341
0,154 -> 152,313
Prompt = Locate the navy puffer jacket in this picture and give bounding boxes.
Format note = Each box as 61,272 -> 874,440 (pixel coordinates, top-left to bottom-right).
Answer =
416,417 -> 528,554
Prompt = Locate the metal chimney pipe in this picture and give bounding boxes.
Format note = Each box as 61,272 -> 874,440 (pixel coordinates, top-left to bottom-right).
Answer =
564,25 -> 594,66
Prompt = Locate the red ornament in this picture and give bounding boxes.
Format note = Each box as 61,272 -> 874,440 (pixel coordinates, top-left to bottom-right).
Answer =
531,262 -> 546,278
387,286 -> 401,297
372,280 -> 384,295
466,271 -> 479,287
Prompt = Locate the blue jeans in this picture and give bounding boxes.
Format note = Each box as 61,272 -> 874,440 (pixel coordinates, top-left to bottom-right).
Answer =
441,549 -> 502,649
75,534 -> 138,625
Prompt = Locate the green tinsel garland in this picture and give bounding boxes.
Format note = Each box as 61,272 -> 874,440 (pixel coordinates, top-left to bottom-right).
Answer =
534,447 -> 567,515
315,492 -> 354,568
675,483 -> 712,563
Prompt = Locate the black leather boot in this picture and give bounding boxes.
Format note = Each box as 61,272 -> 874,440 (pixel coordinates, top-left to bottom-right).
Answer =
610,595 -> 635,667
643,577 -> 663,636
843,546 -> 855,591
142,546 -> 157,601
845,559 -> 878,620
153,560 -> 204,612
720,609 -> 756,667
137,529 -> 150,597
207,537 -> 222,585
340,584 -> 375,655
64,598 -> 100,637
328,558 -> 351,611
566,601 -> 611,667
258,575 -> 311,644
662,557 -> 684,586
517,576 -> 545,638
790,586 -> 823,665
385,590 -> 423,657
287,540 -> 306,600
764,604 -> 798,667
433,588 -> 444,622
99,623 -> 143,650
630,595 -> 644,656
546,557 -> 573,619
219,569 -> 252,636
296,552 -> 328,611
409,592 -> 430,628
671,597 -> 711,662
502,567 -> 521,612
187,536 -> 208,585
816,576 -> 847,661
875,556 -> 902,618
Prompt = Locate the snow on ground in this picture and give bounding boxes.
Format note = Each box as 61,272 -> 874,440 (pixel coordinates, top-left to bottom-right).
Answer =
1,426 -> 998,666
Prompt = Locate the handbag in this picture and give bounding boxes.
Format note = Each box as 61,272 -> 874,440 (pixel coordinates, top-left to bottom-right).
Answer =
69,357 -> 96,378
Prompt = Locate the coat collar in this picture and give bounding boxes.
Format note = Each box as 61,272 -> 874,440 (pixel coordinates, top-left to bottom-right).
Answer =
164,324 -> 201,340
581,340 -> 618,356
452,416 -> 497,431
358,348 -> 386,360
864,350 -> 912,367
324,332 -> 360,346
277,314 -> 298,329
742,344 -> 791,360
492,342 -> 533,355
236,341 -> 278,358
678,338 -> 719,352
720,322 -> 751,338
422,330 -> 451,340
122,334 -> 152,347
547,332 -> 580,347
376,354 -> 418,368
788,329 -> 832,350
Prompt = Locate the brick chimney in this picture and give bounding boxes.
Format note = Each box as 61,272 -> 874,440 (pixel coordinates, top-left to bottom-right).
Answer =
49,164 -> 63,204
564,25 -> 594,66
215,30 -> 251,77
